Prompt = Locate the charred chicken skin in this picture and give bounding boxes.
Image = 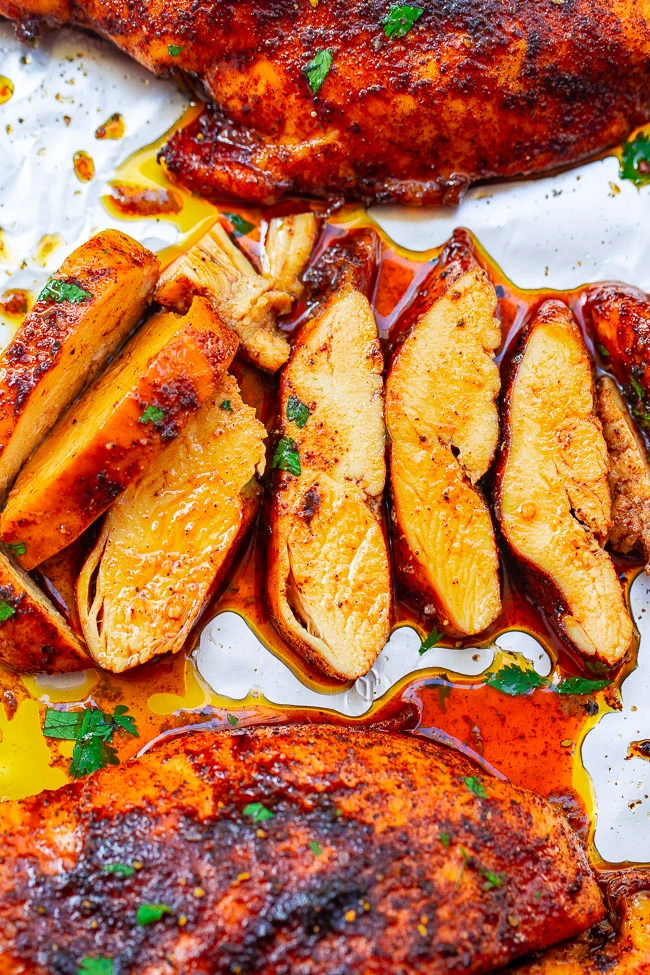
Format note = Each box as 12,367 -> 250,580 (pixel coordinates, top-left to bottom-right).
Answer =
0,726 -> 605,974
2,1 -> 650,205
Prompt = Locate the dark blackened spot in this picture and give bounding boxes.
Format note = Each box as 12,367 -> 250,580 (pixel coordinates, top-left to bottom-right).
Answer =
299,485 -> 321,524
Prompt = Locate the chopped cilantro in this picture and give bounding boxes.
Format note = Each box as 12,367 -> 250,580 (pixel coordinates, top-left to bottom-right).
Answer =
38,279 -> 91,304
480,867 -> 505,890
597,343 -> 609,357
139,403 -> 165,426
137,903 -> 173,926
243,801 -> 274,823
79,959 -> 113,975
227,713 -> 239,727
223,212 -> 255,237
555,676 -> 612,695
220,400 -> 233,412
43,704 -> 138,778
486,662 -> 549,697
463,776 -> 487,799
272,437 -> 301,476
383,4 -> 423,38
309,840 -> 323,856
304,49 -> 333,95
620,132 -> 650,186
534,890 -> 542,902
439,831 -> 451,848
6,541 -> 26,556
102,862 -> 135,878
419,626 -> 443,654
0,599 -> 15,622
167,44 -> 183,56
287,394 -> 310,429
631,376 -> 645,401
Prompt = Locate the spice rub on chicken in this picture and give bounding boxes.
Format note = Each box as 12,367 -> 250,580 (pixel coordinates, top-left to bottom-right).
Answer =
0,725 -> 605,975
266,267 -> 391,680
386,249 -> 502,637
496,301 -> 634,668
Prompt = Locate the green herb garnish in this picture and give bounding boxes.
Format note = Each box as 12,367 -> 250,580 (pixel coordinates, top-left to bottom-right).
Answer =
6,541 -> 26,556
227,713 -> 239,727
137,903 -> 173,926
383,4 -> 423,38
167,44 -> 183,57
272,437 -> 301,476
139,404 -> 165,426
309,840 -> 323,856
79,959 -> 113,975
220,400 -> 233,412
631,376 -> 645,401
463,776 -> 487,799
480,867 -> 505,890
43,704 -> 138,778
620,132 -> 650,186
534,890 -> 542,902
0,599 -> 15,622
102,862 -> 135,878
243,801 -> 274,824
439,831 -> 451,848
419,627 -> 443,654
223,212 -> 255,237
38,279 -> 91,304
287,394 -> 310,429
486,663 -> 549,697
304,49 -> 333,95
555,677 -> 612,695
597,344 -> 609,357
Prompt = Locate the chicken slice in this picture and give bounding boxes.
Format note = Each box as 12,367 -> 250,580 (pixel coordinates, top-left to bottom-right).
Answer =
0,726 -> 605,975
496,300 -> 633,667
597,375 -> 650,565
76,375 -> 266,672
386,263 -> 502,636
156,213 -> 318,372
267,287 -> 391,680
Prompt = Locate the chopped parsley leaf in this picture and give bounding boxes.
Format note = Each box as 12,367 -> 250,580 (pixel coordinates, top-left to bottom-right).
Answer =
439,831 -> 451,848
480,867 -> 505,890
6,541 -> 26,556
137,903 -> 173,926
139,403 -> 165,426
227,713 -> 239,727
243,801 -> 274,823
223,212 -> 255,237
79,959 -> 113,975
287,394 -> 310,429
38,279 -> 91,304
167,44 -> 183,57
486,662 -> 549,697
102,862 -> 135,878
304,48 -> 333,95
555,676 -> 612,695
620,132 -> 650,186
309,840 -> 323,856
220,400 -> 233,412
272,437 -> 301,476
463,776 -> 487,799
0,599 -> 15,622
419,626 -> 443,654
631,376 -> 645,401
383,4 -> 423,38
534,890 -> 543,902
43,704 -> 138,778
597,343 -> 609,357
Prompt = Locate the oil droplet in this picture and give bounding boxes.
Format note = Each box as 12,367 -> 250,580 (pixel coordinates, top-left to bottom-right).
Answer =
0,76 -> 14,104
32,233 -> 64,267
95,112 -> 125,140
0,288 -> 31,320
106,180 -> 183,217
73,149 -> 95,182
0,698 -> 67,801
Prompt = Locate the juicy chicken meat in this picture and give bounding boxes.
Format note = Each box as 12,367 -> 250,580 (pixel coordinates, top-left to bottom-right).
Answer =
267,284 -> 391,680
77,374 -> 266,672
386,255 -> 502,636
584,283 -> 650,406
156,214 -> 318,373
597,375 -> 650,565
4,0 -> 648,206
0,297 -> 237,569
0,230 -> 158,498
0,726 -> 605,974
496,301 -> 633,668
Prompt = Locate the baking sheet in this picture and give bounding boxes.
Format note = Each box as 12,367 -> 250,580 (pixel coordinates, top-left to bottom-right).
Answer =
2,19 -> 650,865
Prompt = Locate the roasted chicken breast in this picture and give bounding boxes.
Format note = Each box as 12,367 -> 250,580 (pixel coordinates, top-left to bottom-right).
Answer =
386,252 -> 502,636
0,230 -> 158,498
584,283 -> 650,410
496,301 -> 633,669
0,296 -> 238,569
0,726 -> 605,975
77,374 -> 266,673
156,214 -> 318,373
597,375 -> 650,565
267,281 -> 391,680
